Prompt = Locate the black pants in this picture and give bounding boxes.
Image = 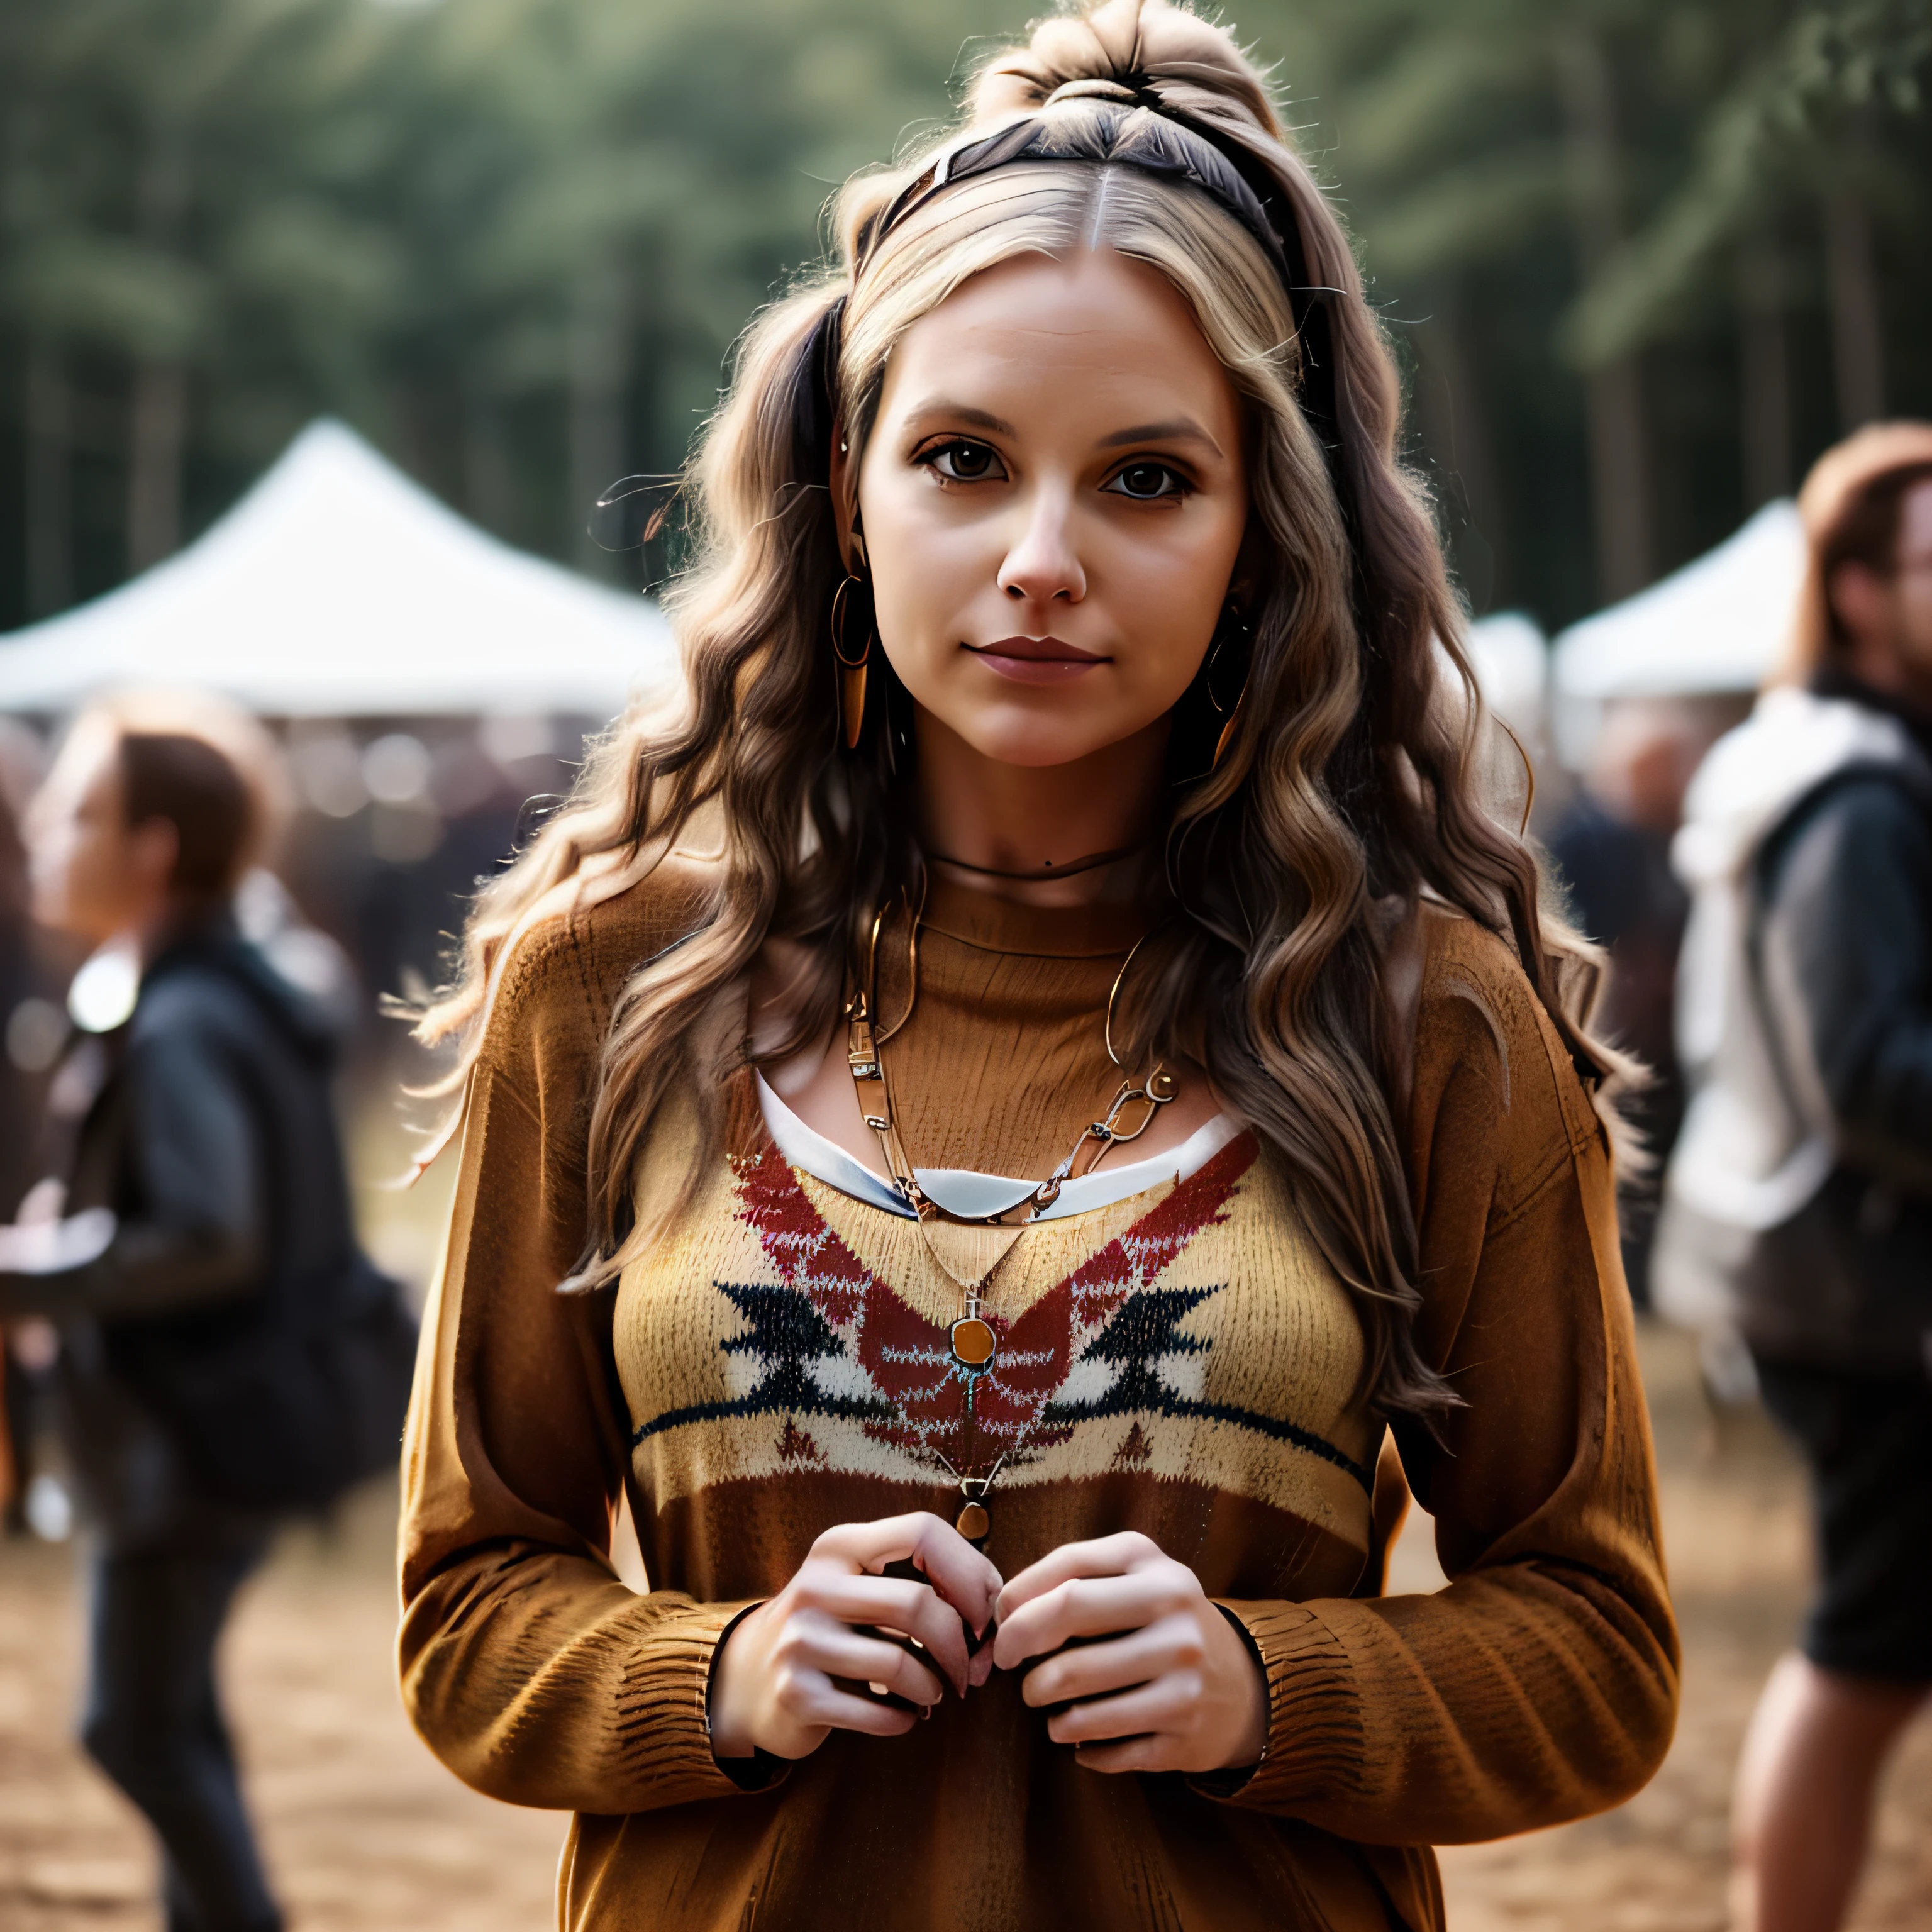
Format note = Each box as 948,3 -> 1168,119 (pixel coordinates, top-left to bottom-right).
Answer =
1754,1355 -> 1932,1685
82,1532 -> 282,1932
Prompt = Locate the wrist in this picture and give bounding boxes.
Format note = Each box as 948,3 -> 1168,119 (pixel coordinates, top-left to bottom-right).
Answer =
705,1600 -> 767,1762
1211,1602 -> 1270,1772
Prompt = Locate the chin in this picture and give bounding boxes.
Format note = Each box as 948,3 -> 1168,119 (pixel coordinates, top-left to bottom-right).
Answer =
949,709 -> 1137,770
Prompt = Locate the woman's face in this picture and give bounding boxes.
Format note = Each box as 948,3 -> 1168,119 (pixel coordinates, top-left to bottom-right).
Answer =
855,247 -> 1248,770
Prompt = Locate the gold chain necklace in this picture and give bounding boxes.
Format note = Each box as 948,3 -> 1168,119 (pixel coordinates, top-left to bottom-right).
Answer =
841,885 -> 1176,1541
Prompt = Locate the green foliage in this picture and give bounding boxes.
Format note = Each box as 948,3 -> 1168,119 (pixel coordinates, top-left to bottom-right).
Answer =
1568,0 -> 1932,365
0,0 -> 1026,606
1,0 -> 1926,631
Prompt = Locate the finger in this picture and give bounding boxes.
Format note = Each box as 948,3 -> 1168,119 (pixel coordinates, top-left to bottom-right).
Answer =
967,1636 -> 997,1690
787,1623 -> 947,1707
812,1512 -> 954,1572
1072,1733 -> 1178,1775
1048,1675 -> 1196,1748
902,1521 -> 1006,1636
994,1572 -> 1179,1670
784,1678 -> 922,1741
816,1514 -> 1003,1635
994,1532 -> 1162,1624
794,1576 -> 974,1692
1019,1616 -> 1197,1709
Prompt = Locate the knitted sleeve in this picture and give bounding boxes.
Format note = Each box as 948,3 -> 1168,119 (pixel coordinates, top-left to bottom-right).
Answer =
1211,914 -> 1679,1843
396,880 -> 763,1815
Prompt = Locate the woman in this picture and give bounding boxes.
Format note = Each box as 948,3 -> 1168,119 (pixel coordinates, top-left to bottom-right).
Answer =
399,5 -> 1677,1927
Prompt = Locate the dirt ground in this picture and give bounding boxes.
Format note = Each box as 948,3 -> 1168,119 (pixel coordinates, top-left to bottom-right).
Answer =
2,1320 -> 1928,1932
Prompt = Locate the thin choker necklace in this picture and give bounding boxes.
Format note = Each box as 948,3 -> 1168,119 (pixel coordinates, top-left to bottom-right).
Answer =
921,840 -> 1148,883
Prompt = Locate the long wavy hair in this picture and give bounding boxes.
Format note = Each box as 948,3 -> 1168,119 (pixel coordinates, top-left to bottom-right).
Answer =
418,0 -> 1614,1422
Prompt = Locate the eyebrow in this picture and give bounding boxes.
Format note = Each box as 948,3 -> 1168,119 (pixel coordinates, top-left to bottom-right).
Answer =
901,402 -> 1224,460
1097,417 -> 1224,457
903,401 -> 1019,438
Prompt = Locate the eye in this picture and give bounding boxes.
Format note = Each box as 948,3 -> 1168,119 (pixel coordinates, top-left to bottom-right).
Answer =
920,439 -> 1007,483
1104,461 -> 1189,501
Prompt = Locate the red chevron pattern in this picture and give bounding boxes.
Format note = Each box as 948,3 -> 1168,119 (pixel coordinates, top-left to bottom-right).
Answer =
728,1135 -> 1257,1473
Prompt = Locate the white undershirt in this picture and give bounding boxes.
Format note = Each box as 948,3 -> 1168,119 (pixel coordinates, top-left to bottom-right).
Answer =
755,1071 -> 1240,1223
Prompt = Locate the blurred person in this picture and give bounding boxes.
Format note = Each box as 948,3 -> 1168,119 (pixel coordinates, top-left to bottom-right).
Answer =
396,8 -> 1675,1929
0,718 -> 53,1530
1653,422 -> 1932,1932
0,692 -> 414,1932
1550,696 -> 1734,1305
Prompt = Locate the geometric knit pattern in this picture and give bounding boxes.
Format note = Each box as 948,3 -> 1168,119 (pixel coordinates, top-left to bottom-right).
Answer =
615,1111 -> 1376,1553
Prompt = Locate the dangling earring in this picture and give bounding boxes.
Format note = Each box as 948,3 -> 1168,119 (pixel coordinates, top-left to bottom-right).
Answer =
1206,601 -> 1250,771
830,571 -> 872,751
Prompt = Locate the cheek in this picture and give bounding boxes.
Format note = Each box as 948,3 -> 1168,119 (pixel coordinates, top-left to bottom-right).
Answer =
1122,527 -> 1231,662
1095,506 -> 1245,707
53,831 -> 118,911
1906,577 -> 1932,641
865,499 -> 986,665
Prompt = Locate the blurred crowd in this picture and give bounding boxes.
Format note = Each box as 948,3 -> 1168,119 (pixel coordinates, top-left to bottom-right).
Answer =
1552,425 -> 1932,1932
2,425 -> 1931,1932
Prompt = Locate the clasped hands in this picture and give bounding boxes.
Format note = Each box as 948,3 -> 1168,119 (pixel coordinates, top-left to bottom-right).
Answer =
708,1512 -> 1268,1775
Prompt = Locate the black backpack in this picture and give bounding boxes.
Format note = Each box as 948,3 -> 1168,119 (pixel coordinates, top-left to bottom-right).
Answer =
136,1250 -> 419,1511
106,938 -> 421,1513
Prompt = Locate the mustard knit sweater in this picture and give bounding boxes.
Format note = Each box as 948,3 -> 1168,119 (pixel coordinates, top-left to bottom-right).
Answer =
397,863 -> 1677,1932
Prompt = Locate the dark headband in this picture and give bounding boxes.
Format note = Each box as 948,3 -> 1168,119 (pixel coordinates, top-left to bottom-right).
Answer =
847,79 -> 1341,458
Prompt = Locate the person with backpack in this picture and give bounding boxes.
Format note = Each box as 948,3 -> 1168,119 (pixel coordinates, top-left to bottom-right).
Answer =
1656,422 -> 1932,1932
0,692 -> 414,1932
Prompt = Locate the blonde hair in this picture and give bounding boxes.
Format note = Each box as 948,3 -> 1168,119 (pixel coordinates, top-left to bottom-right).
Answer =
419,0 -> 1612,1421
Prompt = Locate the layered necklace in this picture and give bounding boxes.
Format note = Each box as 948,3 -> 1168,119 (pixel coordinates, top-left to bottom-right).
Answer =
841,871 -> 1177,1542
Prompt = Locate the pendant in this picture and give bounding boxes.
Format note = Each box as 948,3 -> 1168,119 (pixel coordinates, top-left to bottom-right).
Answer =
950,1316 -> 997,1370
940,1457 -> 1001,1550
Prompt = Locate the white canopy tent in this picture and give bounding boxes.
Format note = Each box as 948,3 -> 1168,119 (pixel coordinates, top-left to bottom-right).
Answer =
1463,610 -> 1549,741
0,419 -> 676,719
1550,500 -> 1806,767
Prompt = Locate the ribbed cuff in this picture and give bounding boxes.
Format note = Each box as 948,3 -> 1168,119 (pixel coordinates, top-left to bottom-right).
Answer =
1193,1600 -> 1362,1812
611,1597 -> 786,1806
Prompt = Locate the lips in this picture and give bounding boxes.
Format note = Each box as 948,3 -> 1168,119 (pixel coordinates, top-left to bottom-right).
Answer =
964,635 -> 1108,686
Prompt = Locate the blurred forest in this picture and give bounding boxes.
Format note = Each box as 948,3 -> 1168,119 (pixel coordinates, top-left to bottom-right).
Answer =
2,0 -> 1929,636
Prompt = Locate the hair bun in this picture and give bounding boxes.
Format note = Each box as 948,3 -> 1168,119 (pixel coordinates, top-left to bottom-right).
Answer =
1041,77 -> 1145,109
969,0 -> 1282,146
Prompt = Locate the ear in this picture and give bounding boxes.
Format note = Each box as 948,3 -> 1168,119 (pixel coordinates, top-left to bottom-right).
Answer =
827,425 -> 867,575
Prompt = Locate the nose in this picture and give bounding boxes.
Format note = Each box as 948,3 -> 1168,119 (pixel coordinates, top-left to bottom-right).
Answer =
996,486 -> 1085,605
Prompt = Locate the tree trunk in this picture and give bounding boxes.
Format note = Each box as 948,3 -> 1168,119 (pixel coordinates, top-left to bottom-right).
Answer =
1412,292 -> 1508,611
1824,181 -> 1884,431
464,389 -> 516,538
126,121 -> 191,575
126,362 -> 187,572
570,265 -> 626,577
25,336 -> 73,618
1580,359 -> 1651,599
1736,239 -> 1792,506
1557,26 -> 1653,602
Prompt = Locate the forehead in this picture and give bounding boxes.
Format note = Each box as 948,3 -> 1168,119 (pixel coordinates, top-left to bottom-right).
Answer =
46,716 -> 123,808
881,247 -> 1234,424
1900,477 -> 1932,550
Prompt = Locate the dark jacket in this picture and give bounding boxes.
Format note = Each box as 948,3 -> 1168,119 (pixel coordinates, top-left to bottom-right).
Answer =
1,918 -> 412,1539
1657,676 -> 1932,1375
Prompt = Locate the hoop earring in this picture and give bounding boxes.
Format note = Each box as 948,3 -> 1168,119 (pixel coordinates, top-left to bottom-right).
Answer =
1206,602 -> 1250,772
830,572 -> 872,751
